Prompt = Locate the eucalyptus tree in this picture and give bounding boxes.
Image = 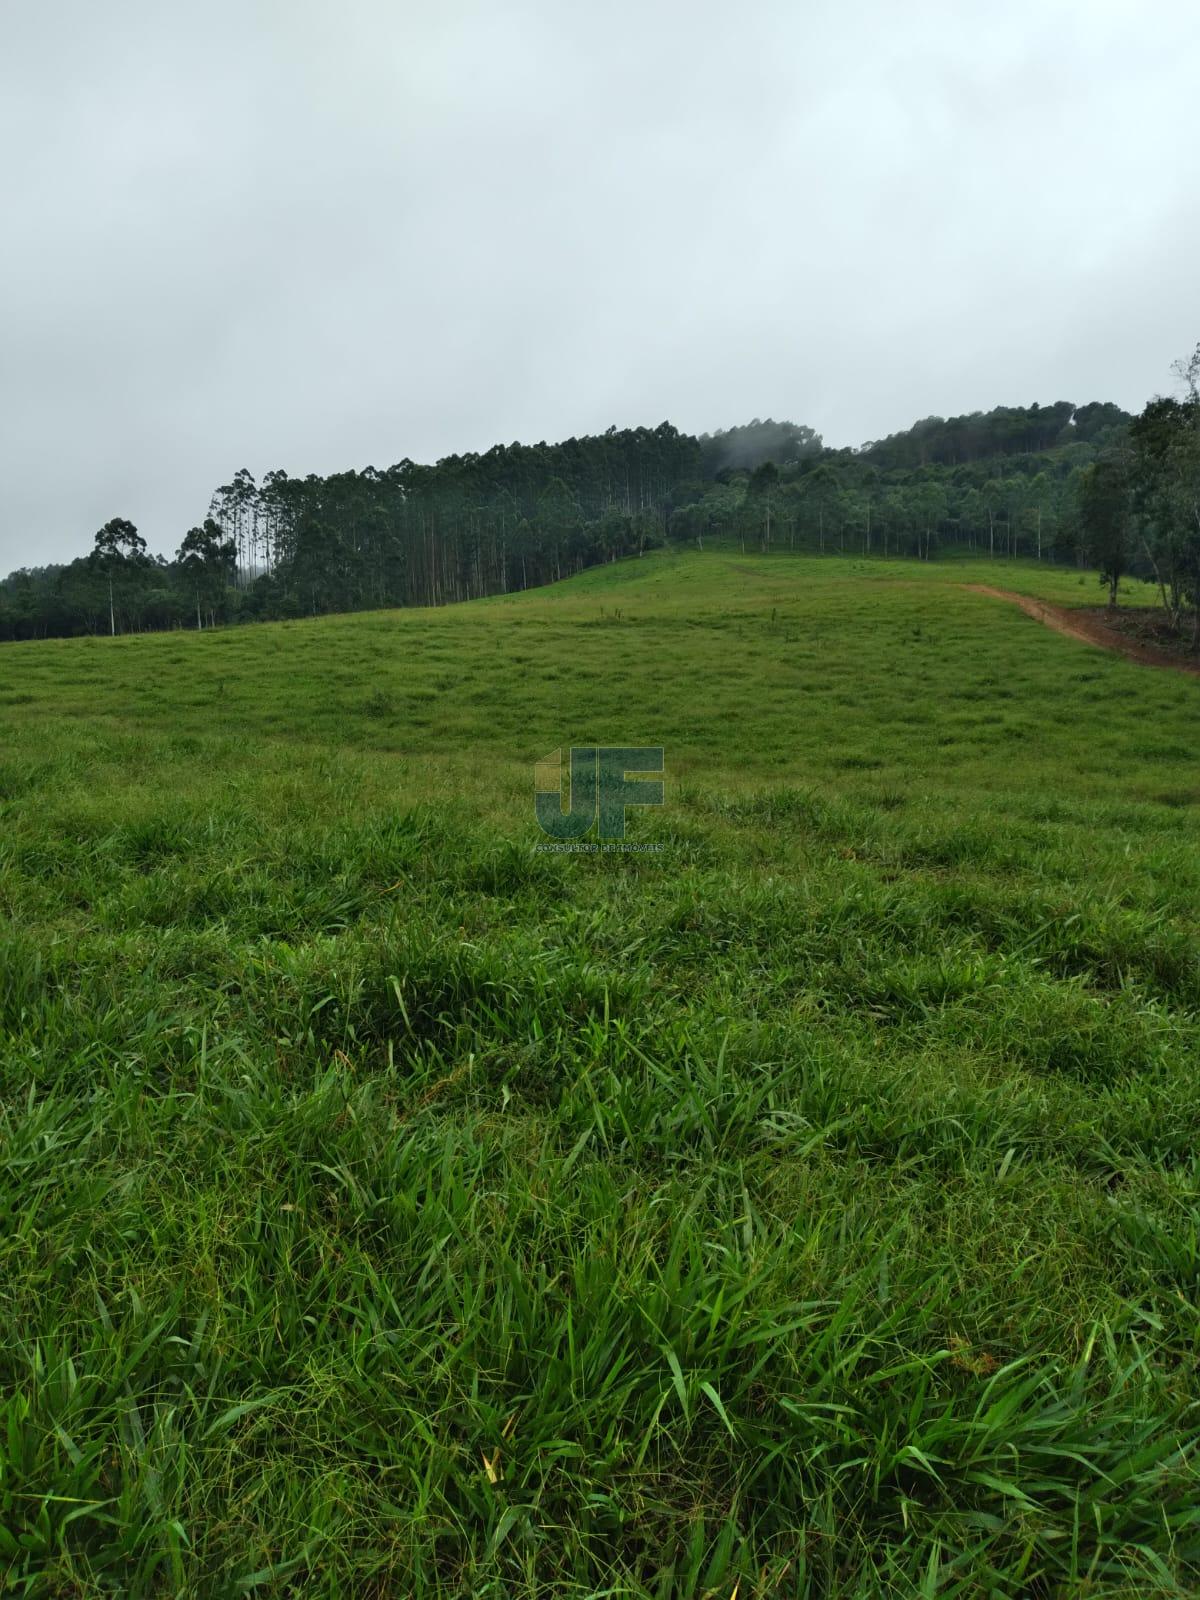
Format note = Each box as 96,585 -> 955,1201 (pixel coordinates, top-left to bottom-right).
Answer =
981,480 -> 1006,559
91,518 -> 147,634
536,478 -> 582,581
797,465 -> 841,552
1130,388 -> 1200,638
177,519 -> 237,628
210,469 -> 260,585
910,482 -> 947,560
747,461 -> 780,551
956,487 -> 986,553
667,501 -> 704,550
1002,477 -> 1028,557
1024,472 -> 1054,559
705,481 -> 745,548
1078,453 -> 1134,608
7,396 -> 1168,643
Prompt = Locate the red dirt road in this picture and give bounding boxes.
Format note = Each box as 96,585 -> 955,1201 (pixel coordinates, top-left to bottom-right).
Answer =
958,585 -> 1200,678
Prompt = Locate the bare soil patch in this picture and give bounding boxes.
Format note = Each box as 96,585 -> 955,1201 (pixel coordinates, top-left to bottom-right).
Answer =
959,585 -> 1200,677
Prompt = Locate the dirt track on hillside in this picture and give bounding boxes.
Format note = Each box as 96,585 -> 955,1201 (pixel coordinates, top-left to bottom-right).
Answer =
959,585 -> 1200,677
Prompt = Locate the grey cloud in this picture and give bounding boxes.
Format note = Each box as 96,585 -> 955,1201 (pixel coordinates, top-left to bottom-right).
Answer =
2,0 -> 1197,567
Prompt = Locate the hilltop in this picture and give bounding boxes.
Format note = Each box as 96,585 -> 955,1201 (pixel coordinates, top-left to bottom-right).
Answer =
0,398 -> 1135,641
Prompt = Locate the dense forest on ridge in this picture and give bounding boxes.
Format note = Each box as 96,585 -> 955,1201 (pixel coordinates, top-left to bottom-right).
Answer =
3,357 -> 1198,643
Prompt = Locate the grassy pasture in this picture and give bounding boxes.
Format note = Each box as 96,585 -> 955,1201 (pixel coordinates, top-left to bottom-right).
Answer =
0,551 -> 1198,1596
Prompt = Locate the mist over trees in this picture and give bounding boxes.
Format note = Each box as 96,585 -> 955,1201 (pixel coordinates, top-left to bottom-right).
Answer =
698,419 -> 822,474
2,369 -> 1197,644
669,396 -> 1140,567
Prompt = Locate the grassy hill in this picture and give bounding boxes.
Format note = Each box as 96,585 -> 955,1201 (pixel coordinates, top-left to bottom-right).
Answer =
1,552 -> 1198,1595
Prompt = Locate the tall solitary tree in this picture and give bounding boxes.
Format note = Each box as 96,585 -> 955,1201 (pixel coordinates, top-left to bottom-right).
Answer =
91,518 -> 146,635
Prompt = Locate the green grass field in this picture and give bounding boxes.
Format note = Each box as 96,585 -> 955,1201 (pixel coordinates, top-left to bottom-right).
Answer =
1,552 -> 1198,1597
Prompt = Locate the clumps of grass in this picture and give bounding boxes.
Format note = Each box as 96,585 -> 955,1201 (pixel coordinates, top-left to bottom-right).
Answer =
2,552 -> 1200,1591
363,686 -> 394,718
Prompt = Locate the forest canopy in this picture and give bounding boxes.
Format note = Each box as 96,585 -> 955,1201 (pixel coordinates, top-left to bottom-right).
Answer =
3,373 -> 1195,645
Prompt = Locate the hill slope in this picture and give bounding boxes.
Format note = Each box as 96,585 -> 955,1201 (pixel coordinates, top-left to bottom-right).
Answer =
1,552 -> 1198,1595
1,393 -> 1135,640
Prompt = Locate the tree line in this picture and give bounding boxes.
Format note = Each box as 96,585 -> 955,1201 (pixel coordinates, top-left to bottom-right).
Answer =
0,425 -> 698,638
2,363 -> 1196,643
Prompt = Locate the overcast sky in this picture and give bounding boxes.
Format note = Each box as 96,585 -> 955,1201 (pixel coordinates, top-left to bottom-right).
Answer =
2,0 -> 1197,569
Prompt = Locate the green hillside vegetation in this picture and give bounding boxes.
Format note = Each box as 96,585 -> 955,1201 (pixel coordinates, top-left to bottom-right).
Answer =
8,364 -> 1198,644
1,551 -> 1198,1595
